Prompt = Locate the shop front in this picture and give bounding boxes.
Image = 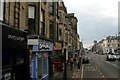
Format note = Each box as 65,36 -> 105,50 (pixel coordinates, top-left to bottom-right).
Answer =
28,35 -> 53,80
1,22 -> 30,80
53,42 -> 63,74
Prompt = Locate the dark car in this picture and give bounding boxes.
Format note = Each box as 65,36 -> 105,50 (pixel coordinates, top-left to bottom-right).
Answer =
82,56 -> 90,64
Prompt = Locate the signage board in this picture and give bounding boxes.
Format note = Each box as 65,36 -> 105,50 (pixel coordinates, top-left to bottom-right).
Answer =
28,39 -> 39,45
54,42 -> 62,50
39,39 -> 53,51
1,22 -> 30,80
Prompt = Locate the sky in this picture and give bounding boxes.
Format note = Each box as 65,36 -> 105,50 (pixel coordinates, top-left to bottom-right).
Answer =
63,0 -> 119,48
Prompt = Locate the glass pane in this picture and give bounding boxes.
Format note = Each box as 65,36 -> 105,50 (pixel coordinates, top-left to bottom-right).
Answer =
16,49 -> 24,65
43,58 -> 47,74
28,6 -> 35,19
38,53 -> 42,79
40,10 -> 43,22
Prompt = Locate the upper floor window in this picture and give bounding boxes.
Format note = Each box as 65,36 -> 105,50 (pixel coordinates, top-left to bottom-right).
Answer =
0,0 -> 4,21
28,6 -> 35,19
28,5 -> 36,34
49,2 -> 54,14
49,21 -> 54,39
39,9 -> 45,35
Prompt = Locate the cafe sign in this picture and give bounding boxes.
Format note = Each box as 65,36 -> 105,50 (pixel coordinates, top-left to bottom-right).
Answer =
39,39 -> 53,52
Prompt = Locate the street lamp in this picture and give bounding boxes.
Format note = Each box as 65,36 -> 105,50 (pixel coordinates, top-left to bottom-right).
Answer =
63,44 -> 71,80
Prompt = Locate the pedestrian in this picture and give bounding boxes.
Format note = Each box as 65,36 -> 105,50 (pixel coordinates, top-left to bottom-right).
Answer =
70,57 -> 73,70
70,61 -> 73,70
77,57 -> 81,71
77,61 -> 80,71
73,57 -> 76,67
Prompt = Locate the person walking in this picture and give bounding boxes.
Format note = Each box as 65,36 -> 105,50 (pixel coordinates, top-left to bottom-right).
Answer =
77,57 -> 81,71
70,57 -> 73,70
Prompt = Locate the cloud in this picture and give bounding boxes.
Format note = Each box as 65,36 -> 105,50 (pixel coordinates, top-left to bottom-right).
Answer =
63,0 -> 119,48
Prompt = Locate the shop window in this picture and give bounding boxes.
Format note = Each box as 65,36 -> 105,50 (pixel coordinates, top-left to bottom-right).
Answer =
49,2 -> 54,14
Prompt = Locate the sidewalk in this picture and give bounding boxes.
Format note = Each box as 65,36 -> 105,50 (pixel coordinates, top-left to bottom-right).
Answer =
54,63 -> 82,79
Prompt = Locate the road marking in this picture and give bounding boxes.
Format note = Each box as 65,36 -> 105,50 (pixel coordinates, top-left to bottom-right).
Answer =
102,75 -> 105,78
98,70 -> 101,72
54,72 -> 59,77
81,65 -> 84,80
100,73 -> 102,74
72,76 -> 74,78
93,69 -> 95,71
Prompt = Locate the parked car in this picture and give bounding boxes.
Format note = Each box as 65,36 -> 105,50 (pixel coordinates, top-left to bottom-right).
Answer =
106,53 -> 116,61
82,56 -> 90,63
115,53 -> 120,60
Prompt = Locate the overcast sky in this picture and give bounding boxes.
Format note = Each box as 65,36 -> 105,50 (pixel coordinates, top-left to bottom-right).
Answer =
63,0 -> 119,48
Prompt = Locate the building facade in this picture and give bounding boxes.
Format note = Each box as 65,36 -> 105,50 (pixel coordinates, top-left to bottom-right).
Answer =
1,0 -> 81,79
95,36 -> 119,54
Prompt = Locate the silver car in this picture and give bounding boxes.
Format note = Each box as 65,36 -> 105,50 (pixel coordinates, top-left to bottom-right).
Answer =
106,53 -> 116,61
115,53 -> 120,60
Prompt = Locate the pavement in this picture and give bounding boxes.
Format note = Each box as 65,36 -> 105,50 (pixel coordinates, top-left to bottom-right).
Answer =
53,63 -> 82,79
53,53 -> 120,80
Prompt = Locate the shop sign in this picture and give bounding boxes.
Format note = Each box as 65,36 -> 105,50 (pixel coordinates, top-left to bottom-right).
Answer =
8,34 -> 25,41
39,39 -> 53,51
54,42 -> 62,50
28,39 -> 38,45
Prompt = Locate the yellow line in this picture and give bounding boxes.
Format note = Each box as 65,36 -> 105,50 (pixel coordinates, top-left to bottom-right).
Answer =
81,65 -> 84,80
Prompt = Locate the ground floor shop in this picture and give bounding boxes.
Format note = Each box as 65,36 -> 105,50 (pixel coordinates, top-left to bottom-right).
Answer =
1,21 -> 30,80
28,35 -> 54,80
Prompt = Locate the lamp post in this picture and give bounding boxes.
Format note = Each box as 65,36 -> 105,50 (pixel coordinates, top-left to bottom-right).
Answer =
63,48 -> 67,80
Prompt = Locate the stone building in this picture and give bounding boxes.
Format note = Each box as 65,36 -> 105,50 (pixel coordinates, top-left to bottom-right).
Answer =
96,36 -> 119,54
3,2 -> 50,38
1,0 -> 81,78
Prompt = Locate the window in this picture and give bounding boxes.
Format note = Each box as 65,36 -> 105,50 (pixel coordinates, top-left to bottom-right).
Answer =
49,21 -> 54,39
39,9 -> 45,35
28,6 -> 35,19
58,28 -> 62,40
0,0 -> 4,20
49,2 -> 54,14
28,5 -> 36,34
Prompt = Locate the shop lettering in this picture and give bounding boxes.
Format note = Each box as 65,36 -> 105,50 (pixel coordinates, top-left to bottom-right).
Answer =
39,43 -> 50,50
8,34 -> 25,41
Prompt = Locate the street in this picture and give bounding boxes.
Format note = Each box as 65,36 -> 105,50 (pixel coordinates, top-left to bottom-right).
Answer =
82,53 -> 120,79
54,53 -> 120,79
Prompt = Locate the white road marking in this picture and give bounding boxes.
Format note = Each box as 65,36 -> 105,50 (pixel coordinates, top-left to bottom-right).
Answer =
54,72 -> 59,77
102,75 -> 105,78
100,72 -> 102,75
81,65 -> 84,80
